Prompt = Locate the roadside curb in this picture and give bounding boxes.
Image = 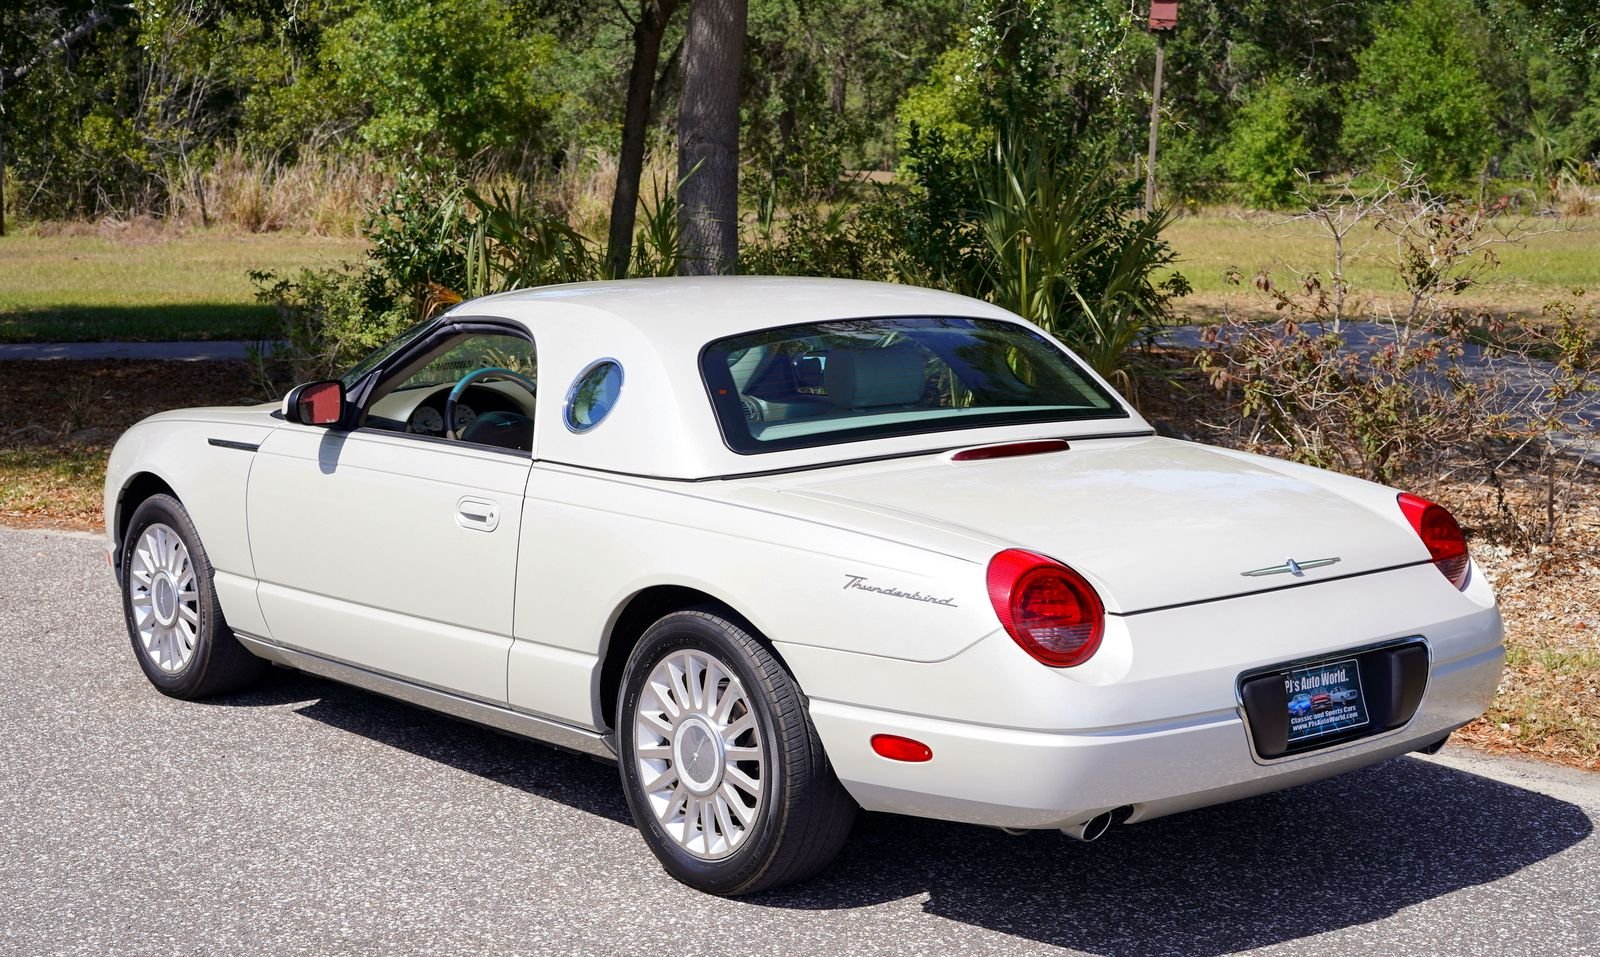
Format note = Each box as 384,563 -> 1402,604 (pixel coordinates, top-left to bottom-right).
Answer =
1419,745 -> 1600,807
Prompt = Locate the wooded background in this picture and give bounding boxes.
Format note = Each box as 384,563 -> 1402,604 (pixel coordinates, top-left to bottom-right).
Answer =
5,0 -> 1597,225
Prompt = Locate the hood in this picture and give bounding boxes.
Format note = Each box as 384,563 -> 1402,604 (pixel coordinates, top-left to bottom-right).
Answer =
769,436 -> 1427,613
140,401 -> 281,427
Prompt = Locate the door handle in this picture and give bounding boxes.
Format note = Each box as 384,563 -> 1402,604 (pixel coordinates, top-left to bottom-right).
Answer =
456,497 -> 500,532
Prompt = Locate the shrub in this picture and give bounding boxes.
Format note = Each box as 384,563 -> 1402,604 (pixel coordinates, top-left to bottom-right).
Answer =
361,167 -> 473,306
1222,76 -> 1322,209
250,266 -> 413,386
967,135 -> 1188,382
1342,0 -> 1499,190
460,187 -> 599,297
1194,172 -> 1597,542
748,131 -> 1189,384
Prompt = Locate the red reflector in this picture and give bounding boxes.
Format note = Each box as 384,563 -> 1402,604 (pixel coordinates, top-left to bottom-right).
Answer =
871,734 -> 933,762
1397,493 -> 1470,590
951,439 -> 1070,461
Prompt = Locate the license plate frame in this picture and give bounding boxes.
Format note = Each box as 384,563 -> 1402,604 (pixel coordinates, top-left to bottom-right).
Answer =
1236,638 -> 1429,761
1284,657 -> 1369,746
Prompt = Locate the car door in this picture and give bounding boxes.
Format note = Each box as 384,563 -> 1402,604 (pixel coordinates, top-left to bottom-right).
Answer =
246,329 -> 537,704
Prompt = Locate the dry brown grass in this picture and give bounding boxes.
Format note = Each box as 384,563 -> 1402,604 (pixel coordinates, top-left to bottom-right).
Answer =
168,149 -> 392,235
0,361 -> 273,528
27,151 -> 391,238
49,147 -> 666,242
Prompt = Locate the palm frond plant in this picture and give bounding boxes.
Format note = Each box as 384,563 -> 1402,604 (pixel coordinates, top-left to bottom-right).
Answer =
462,186 -> 600,298
969,134 -> 1187,386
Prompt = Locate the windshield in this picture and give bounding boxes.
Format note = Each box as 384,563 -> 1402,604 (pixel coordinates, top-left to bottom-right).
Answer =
700,316 -> 1126,453
339,318 -> 433,388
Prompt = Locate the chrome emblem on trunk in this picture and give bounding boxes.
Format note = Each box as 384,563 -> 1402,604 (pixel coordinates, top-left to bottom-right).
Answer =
1239,557 -> 1341,578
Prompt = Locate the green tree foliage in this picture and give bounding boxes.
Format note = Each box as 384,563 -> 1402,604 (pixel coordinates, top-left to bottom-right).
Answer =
894,0 -> 1148,169
4,3 -> 146,217
8,0 -> 1600,228
895,46 -> 989,169
1157,0 -> 1372,198
1222,76 -> 1322,208
1342,0 -> 1499,188
742,0 -> 962,204
320,0 -> 561,162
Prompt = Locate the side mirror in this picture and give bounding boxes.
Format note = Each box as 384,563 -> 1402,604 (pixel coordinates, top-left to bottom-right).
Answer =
283,380 -> 346,427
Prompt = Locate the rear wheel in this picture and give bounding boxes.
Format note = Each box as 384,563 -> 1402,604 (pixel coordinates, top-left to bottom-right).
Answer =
617,608 -> 856,895
120,493 -> 265,699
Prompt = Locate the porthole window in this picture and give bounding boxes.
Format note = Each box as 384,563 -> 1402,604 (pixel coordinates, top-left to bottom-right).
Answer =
564,358 -> 624,433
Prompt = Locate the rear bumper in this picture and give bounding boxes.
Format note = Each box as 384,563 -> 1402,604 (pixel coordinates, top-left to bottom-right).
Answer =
785,562 -> 1505,831
810,640 -> 1500,829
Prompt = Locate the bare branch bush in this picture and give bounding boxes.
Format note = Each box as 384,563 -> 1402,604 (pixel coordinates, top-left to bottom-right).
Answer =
1195,168 -> 1597,546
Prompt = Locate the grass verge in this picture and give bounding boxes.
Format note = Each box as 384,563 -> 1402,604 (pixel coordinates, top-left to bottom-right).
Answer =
1162,212 -> 1600,325
0,227 -> 365,342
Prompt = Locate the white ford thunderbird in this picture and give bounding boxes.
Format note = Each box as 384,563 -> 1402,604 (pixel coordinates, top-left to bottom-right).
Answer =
104,277 -> 1504,895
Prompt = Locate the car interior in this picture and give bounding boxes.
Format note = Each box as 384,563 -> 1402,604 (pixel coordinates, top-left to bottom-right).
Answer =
710,317 -> 1123,450
360,331 -> 538,452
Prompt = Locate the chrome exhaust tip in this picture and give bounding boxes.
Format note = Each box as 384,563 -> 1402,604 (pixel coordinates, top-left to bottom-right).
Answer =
1416,734 -> 1451,755
1061,810 -> 1115,843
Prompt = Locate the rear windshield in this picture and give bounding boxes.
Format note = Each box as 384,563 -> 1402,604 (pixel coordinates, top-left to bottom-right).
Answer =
700,316 -> 1126,453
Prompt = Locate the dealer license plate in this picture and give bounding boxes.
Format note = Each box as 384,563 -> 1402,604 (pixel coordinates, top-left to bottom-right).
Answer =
1284,658 -> 1369,745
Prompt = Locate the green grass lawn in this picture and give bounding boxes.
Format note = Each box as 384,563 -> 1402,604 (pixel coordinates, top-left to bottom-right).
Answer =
1162,212 -> 1600,321
0,229 -> 365,342
1,215 -> 1592,342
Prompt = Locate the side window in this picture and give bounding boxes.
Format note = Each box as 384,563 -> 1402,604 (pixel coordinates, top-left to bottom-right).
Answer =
564,359 -> 624,433
365,332 -> 538,452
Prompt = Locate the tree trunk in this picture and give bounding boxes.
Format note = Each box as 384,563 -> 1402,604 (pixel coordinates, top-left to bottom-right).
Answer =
676,0 -> 747,276
1,110 -> 8,237
606,1 -> 679,279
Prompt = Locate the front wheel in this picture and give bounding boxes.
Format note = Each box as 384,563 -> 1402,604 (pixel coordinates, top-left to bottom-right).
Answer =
120,493 -> 265,699
617,609 -> 856,895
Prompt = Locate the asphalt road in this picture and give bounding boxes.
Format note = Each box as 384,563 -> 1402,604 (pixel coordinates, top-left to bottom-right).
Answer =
4,526 -> 1598,957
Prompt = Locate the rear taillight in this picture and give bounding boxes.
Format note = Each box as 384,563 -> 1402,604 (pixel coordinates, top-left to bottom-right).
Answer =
986,549 -> 1105,667
1398,493 -> 1470,590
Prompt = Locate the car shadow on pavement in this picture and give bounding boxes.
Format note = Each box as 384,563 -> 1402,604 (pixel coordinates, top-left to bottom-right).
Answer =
754,757 -> 1594,956
269,669 -> 634,826
230,669 -> 1592,956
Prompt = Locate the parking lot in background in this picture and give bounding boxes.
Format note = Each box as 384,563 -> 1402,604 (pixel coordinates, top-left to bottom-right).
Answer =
3,526 -> 1598,957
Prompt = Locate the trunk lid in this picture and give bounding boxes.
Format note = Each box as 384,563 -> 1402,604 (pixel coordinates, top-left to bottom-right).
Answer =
769,436 -> 1424,613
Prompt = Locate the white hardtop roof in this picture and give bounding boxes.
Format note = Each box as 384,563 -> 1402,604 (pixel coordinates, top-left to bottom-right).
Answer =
446,276 -> 1148,480
466,276 -> 1021,343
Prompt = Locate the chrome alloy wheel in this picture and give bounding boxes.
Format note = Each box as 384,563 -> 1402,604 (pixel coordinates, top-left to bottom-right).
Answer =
632,650 -> 765,860
127,523 -> 201,674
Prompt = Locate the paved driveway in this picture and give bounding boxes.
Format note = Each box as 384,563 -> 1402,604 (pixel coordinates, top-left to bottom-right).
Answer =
3,527 -> 1598,957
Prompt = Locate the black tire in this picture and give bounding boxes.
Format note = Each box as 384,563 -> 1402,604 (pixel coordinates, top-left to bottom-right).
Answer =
617,608 -> 857,895
119,493 -> 266,699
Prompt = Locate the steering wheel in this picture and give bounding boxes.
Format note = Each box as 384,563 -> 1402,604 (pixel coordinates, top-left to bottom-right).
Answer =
446,367 -> 539,441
